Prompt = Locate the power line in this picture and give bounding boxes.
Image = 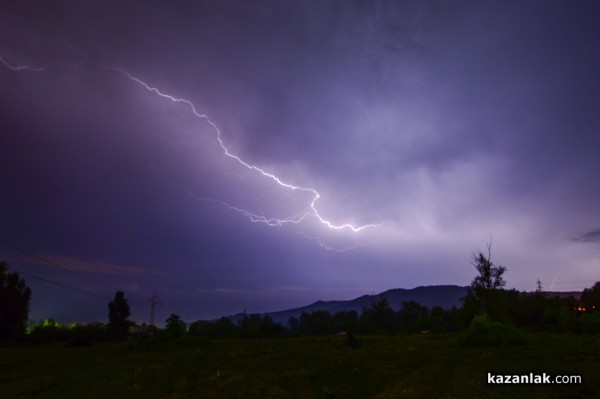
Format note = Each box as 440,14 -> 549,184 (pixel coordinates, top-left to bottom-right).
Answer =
9,267 -> 107,299
0,234 -> 153,305
0,216 -> 118,290
0,238 -> 113,289
544,279 -> 598,285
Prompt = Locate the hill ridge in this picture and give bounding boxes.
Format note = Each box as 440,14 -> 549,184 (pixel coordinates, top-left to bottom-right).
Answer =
228,285 -> 470,326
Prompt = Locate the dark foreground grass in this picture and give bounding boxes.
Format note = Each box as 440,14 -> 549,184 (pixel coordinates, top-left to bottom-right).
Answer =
1,333 -> 599,398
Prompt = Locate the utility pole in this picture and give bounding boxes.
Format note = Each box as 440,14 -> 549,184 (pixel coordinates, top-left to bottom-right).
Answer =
536,279 -> 543,293
149,293 -> 161,327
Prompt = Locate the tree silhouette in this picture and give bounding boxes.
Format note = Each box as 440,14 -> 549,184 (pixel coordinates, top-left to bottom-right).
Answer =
165,313 -> 186,337
466,242 -> 508,321
370,297 -> 396,331
108,291 -> 130,339
470,242 -> 506,292
333,310 -> 358,333
397,300 -> 428,332
299,310 -> 335,335
580,281 -> 600,312
359,298 -> 396,333
212,317 -> 235,337
0,260 -> 32,339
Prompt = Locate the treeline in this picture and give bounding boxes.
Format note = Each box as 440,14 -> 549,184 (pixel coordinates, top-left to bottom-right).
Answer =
189,314 -> 285,338
287,299 -> 459,336
460,288 -> 600,334
187,299 -> 459,338
4,255 -> 600,344
15,283 -> 600,345
186,286 -> 600,338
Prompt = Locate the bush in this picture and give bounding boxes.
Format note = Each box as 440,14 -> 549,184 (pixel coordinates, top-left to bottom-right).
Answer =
28,319 -> 69,343
28,320 -> 110,344
457,315 -> 529,346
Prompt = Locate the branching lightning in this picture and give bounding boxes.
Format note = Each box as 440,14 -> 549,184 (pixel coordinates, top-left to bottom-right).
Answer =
150,164 -> 309,227
0,54 -> 47,72
109,67 -> 383,233
1,52 -> 383,242
295,232 -> 362,253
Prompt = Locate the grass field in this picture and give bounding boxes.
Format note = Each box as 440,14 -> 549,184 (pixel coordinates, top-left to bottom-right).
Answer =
1,333 -> 599,398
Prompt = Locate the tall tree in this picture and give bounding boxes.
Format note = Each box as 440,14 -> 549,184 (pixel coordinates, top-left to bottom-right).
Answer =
165,313 -> 186,338
0,260 -> 32,339
470,242 -> 506,292
108,291 -> 130,339
462,242 -> 508,323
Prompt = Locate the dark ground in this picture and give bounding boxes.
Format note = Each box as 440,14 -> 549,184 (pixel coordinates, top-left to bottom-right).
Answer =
1,333 -> 598,398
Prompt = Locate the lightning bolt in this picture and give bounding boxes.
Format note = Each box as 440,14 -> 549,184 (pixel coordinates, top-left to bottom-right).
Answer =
150,164 -> 310,227
1,52 -> 383,236
154,166 -> 363,252
109,67 -> 382,233
0,54 -> 48,72
295,232 -> 362,253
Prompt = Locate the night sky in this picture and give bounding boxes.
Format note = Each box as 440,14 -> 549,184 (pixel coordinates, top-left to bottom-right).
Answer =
1,1 -> 599,325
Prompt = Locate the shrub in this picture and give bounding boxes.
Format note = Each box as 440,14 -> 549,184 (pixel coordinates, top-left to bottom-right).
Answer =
457,315 -> 529,346
28,319 -> 69,342
28,320 -> 110,345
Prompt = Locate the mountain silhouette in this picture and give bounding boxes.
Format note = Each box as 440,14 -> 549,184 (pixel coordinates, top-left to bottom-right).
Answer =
228,285 -> 470,326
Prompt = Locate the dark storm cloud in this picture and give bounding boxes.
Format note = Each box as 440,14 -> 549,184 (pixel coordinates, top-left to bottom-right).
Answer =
1,1 -> 600,323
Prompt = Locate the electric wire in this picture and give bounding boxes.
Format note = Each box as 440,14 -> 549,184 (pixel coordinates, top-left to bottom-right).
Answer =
0,238 -> 113,289
8,267 -> 107,299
